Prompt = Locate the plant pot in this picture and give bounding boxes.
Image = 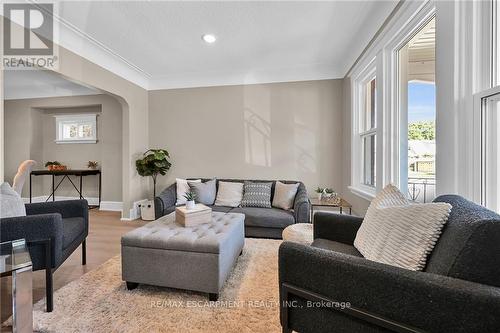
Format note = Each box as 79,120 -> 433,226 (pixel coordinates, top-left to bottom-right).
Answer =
140,200 -> 155,221
186,200 -> 195,210
317,193 -> 322,201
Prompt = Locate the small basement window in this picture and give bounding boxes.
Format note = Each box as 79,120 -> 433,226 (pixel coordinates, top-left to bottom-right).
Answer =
55,114 -> 97,144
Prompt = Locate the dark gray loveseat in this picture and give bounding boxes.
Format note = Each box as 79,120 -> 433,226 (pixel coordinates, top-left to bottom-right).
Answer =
155,178 -> 310,238
279,195 -> 500,333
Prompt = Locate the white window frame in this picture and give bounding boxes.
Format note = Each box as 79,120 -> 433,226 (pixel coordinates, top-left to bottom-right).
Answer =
348,1 -> 435,202
350,59 -> 378,200
472,0 -> 500,209
384,9 -> 436,193
55,114 -> 98,144
473,86 -> 500,208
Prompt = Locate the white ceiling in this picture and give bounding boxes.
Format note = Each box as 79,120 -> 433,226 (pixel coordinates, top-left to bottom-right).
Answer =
53,1 -> 398,90
4,70 -> 100,100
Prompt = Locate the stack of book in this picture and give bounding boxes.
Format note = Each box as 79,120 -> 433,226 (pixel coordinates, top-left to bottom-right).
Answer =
175,204 -> 212,227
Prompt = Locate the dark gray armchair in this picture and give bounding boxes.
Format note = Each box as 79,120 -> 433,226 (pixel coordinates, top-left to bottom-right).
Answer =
279,195 -> 500,333
0,199 -> 89,312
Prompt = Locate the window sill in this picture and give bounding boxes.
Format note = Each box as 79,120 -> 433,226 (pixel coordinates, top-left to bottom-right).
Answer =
348,185 -> 376,201
55,140 -> 97,144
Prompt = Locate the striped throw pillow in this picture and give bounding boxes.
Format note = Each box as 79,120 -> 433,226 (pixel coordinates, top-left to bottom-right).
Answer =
241,182 -> 273,208
354,184 -> 452,271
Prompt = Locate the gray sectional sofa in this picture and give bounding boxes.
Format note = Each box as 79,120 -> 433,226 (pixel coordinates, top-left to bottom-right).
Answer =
154,178 -> 310,239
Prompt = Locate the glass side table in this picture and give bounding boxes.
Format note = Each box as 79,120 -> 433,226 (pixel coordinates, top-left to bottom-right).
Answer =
310,197 -> 353,222
0,239 -> 33,333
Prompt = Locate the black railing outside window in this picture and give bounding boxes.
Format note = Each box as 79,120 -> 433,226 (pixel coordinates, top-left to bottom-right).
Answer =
408,177 -> 436,203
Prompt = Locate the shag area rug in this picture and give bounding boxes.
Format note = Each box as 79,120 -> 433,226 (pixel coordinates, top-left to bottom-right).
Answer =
32,238 -> 283,333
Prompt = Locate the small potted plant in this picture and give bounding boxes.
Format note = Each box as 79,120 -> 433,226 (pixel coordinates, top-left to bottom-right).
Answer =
45,161 -> 66,171
184,191 -> 197,210
315,187 -> 324,200
324,188 -> 336,199
87,161 -> 99,169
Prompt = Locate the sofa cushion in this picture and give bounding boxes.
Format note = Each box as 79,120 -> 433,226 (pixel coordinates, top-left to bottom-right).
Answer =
62,217 -> 86,249
189,179 -> 217,205
214,181 -> 243,207
241,181 -> 273,208
230,207 -> 294,228
210,205 -> 233,214
311,238 -> 363,257
272,181 -> 299,210
176,178 -> 201,205
354,184 -> 451,271
426,195 -> 500,287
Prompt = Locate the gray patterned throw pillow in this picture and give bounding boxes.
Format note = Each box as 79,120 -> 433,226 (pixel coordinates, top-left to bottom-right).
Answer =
241,181 -> 273,208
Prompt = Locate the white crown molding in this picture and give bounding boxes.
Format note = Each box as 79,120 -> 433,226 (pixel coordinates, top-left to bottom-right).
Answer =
149,64 -> 343,90
53,15 -> 151,89
4,91 -> 99,101
26,2 -> 374,91
56,17 -> 345,91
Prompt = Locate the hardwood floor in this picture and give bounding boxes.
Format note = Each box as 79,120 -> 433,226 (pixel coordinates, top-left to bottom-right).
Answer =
1,210 -> 147,324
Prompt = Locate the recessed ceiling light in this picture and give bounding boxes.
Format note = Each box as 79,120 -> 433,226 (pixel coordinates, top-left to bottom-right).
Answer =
202,34 -> 217,44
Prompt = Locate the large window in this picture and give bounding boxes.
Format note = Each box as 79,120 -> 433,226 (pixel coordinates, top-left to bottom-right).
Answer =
477,91 -> 500,212
361,78 -> 377,187
398,17 -> 436,203
350,63 -> 378,199
472,0 -> 500,213
55,114 -> 97,144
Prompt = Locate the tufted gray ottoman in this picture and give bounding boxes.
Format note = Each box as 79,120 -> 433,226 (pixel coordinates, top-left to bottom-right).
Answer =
121,211 -> 245,300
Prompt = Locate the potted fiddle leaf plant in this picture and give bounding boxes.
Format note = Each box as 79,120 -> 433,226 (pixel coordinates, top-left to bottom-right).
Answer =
183,191 -> 197,210
135,149 -> 172,198
136,149 -> 171,220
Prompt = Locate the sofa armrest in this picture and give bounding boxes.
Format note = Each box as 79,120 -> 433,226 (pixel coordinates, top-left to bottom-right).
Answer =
155,183 -> 177,219
26,200 -> 88,220
313,212 -> 363,244
293,184 -> 310,223
279,242 -> 500,333
0,214 -> 64,268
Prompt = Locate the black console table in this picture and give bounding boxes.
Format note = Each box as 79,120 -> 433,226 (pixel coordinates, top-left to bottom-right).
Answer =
30,169 -> 101,208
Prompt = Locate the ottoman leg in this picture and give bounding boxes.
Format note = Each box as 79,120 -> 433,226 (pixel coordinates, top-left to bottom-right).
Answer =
126,282 -> 139,290
209,293 -> 218,301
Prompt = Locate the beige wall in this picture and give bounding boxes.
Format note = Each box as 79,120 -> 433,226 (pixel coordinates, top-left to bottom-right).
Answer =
0,16 -> 149,218
48,46 -> 149,218
4,95 -> 123,201
340,77 -> 370,216
149,79 -> 343,195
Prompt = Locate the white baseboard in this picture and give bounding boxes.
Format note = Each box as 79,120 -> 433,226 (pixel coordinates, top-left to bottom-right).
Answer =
99,201 -> 123,212
23,196 -> 123,212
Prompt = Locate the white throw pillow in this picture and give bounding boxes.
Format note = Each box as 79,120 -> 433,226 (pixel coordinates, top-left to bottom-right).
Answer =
176,178 -> 201,205
0,182 -> 27,218
272,181 -> 299,210
353,184 -> 451,271
214,181 -> 244,207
